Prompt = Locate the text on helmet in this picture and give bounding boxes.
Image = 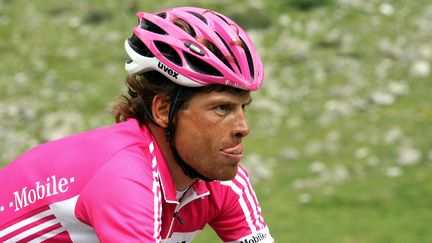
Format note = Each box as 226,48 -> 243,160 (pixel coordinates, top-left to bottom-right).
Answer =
158,61 -> 179,79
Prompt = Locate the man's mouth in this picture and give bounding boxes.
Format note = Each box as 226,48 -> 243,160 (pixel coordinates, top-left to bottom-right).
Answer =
220,144 -> 243,162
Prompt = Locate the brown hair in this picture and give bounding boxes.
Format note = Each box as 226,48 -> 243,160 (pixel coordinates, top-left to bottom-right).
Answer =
113,71 -> 175,125
113,71 -> 245,125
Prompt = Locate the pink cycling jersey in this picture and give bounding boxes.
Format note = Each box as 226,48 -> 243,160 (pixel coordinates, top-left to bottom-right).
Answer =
0,119 -> 273,242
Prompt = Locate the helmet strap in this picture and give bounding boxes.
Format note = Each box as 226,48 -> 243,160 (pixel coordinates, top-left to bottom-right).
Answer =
136,95 -> 157,125
164,87 -> 213,182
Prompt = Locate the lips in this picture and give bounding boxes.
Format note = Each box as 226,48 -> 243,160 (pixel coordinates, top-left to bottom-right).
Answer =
220,143 -> 243,162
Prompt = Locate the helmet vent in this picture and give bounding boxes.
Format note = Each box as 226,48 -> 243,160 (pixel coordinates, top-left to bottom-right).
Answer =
205,39 -> 234,72
183,52 -> 223,77
140,18 -> 167,35
154,41 -> 182,66
173,18 -> 196,37
128,33 -> 154,57
239,37 -> 254,79
213,13 -> 230,25
186,11 -> 208,24
156,12 -> 167,19
215,32 -> 240,73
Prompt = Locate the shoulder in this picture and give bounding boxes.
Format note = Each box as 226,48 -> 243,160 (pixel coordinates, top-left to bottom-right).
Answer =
5,119 -> 146,165
94,145 -> 154,180
205,166 -> 272,242
74,145 -> 156,224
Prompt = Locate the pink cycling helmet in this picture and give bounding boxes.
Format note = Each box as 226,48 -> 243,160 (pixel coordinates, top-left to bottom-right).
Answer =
125,6 -> 264,91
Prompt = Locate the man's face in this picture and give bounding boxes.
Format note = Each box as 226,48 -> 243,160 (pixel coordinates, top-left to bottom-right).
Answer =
174,89 -> 252,181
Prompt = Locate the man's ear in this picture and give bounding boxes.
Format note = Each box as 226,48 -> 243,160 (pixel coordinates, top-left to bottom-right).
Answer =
152,95 -> 170,128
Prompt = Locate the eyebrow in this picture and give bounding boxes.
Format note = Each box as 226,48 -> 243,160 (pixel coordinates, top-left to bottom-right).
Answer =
206,96 -> 252,108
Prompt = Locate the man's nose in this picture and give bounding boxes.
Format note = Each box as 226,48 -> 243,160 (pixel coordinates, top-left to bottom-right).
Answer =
233,110 -> 250,139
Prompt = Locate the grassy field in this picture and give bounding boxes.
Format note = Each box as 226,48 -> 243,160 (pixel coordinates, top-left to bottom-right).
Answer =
1,0 -> 431,242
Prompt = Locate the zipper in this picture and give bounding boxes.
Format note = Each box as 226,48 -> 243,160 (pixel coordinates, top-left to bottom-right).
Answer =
164,186 -> 211,238
165,186 -> 191,237
166,203 -> 181,237
173,211 -> 184,224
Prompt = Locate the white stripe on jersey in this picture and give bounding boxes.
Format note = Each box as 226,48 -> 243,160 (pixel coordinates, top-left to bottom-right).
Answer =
235,171 -> 265,229
150,144 -> 162,242
1,195 -> 99,242
220,180 -> 256,232
5,218 -> 61,243
0,210 -> 52,238
149,142 -> 155,154
152,168 -> 162,241
27,227 -> 66,243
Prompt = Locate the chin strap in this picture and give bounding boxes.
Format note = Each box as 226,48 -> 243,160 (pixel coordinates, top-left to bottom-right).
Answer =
164,87 -> 213,182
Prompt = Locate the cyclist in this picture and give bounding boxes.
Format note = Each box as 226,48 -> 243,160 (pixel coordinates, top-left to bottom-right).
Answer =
0,6 -> 274,242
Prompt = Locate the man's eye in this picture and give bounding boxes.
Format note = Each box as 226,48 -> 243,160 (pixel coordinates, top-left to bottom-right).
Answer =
217,105 -> 229,111
216,104 -> 231,112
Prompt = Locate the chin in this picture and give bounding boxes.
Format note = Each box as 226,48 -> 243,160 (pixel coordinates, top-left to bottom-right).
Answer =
213,168 -> 238,181
218,174 -> 237,181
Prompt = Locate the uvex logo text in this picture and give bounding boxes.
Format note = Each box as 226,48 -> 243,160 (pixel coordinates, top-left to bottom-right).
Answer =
158,62 -> 179,79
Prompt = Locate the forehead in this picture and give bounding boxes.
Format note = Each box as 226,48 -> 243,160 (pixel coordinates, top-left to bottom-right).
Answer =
190,88 -> 251,104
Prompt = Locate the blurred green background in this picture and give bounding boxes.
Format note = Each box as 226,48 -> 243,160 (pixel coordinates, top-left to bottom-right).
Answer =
1,0 -> 431,242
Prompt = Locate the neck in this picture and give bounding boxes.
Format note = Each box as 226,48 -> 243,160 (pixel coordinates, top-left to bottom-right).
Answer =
147,123 -> 196,191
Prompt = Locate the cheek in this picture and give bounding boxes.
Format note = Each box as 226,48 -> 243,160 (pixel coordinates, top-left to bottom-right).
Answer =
175,121 -> 206,151
174,110 -> 227,158
175,123 -> 220,164
176,129 -> 213,153
177,115 -> 219,143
